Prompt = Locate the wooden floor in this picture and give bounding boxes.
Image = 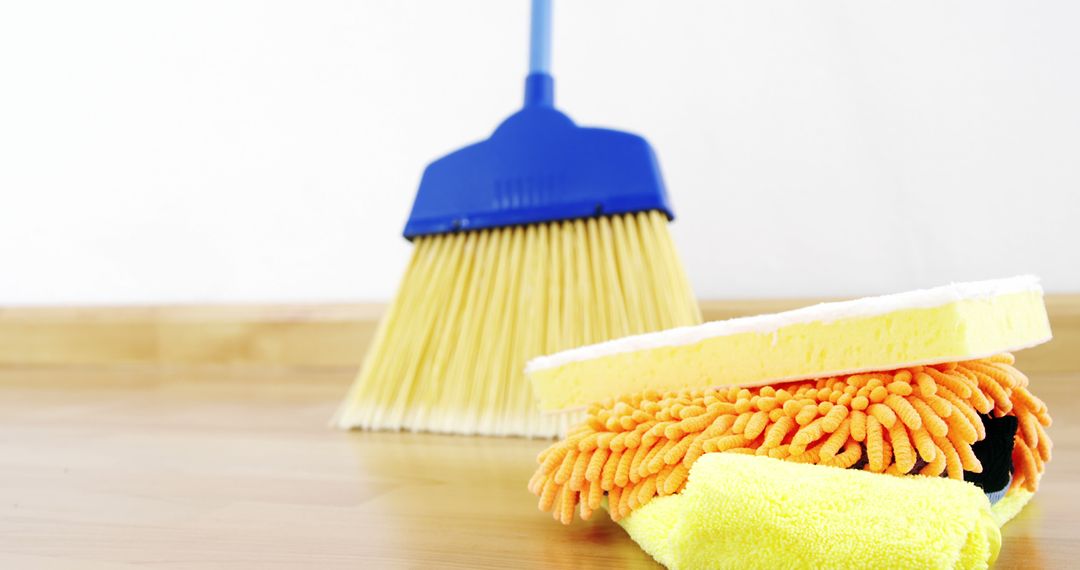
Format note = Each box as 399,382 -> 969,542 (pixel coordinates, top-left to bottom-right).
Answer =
1,366 -> 1078,569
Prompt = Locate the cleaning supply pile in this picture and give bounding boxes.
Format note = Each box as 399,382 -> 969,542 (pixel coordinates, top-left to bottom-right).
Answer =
526,276 -> 1053,569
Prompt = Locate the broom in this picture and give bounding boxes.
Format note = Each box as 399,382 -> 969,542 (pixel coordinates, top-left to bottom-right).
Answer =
333,0 -> 701,438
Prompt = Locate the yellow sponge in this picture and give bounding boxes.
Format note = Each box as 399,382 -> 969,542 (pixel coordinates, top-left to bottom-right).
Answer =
527,276 -> 1051,412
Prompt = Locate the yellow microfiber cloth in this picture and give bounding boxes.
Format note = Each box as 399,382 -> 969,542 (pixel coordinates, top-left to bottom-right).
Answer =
617,452 -> 1021,570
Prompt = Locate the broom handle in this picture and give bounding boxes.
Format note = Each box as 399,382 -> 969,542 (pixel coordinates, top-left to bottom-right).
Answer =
525,0 -> 554,107
529,0 -> 552,74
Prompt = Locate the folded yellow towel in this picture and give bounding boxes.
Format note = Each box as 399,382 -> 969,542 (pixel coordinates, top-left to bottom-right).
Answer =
618,453 -> 1031,570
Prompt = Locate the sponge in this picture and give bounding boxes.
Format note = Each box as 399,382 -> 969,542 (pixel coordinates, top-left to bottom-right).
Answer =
527,276 -> 1050,412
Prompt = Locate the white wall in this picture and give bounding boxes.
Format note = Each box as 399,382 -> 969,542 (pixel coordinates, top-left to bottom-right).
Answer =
1,1 -> 1078,305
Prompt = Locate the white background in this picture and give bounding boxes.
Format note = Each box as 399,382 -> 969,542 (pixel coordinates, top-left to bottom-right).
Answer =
1,1 -> 1078,305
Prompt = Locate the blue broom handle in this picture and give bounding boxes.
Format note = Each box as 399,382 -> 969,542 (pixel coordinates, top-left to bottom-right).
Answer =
529,0 -> 552,74
524,0 -> 554,107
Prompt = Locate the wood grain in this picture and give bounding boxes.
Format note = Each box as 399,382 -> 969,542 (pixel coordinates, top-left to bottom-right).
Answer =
0,304 -> 381,367
0,365 -> 1077,568
2,295 -> 1078,371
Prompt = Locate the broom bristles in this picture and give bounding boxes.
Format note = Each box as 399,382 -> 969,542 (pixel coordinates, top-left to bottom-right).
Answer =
334,210 -> 701,438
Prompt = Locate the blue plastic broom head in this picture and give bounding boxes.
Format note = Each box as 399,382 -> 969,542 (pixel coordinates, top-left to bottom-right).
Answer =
402,0 -> 672,239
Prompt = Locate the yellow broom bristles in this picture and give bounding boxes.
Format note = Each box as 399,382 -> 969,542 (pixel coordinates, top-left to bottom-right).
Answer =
531,354 -> 1052,523
334,211 -> 701,437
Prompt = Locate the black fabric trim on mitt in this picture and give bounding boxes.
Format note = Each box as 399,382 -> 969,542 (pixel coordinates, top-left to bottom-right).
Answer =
964,414 -> 1019,495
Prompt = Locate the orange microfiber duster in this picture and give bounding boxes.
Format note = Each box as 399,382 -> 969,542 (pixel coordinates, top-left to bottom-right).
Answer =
529,354 -> 1051,524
